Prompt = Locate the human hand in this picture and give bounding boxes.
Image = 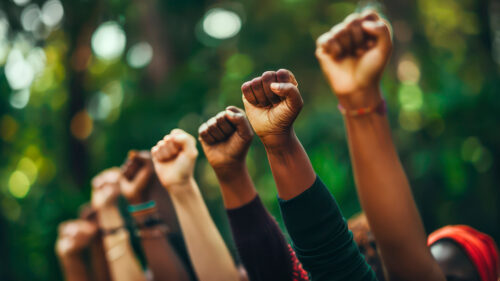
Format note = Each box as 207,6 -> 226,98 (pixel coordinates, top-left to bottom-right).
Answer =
241,69 -> 303,148
91,168 -> 121,210
55,219 -> 98,257
199,106 -> 253,177
151,129 -> 198,190
120,151 -> 154,204
316,10 -> 392,109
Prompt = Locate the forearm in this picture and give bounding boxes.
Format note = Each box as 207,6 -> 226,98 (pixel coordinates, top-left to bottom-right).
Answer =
132,211 -> 189,281
99,207 -> 147,281
279,177 -> 375,281
227,195 -> 298,281
169,178 -> 239,281
343,90 -> 444,280
59,255 -> 92,281
215,163 -> 257,209
263,131 -> 316,200
140,235 -> 190,281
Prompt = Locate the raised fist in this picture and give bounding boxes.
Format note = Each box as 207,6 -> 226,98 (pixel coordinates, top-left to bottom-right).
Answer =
91,168 -> 121,210
199,106 -> 253,174
241,69 -> 303,148
151,129 -> 198,189
120,150 -> 154,204
316,11 -> 392,108
55,219 -> 98,257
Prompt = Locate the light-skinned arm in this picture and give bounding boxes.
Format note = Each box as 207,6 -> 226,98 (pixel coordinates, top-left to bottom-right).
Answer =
91,168 -> 147,281
56,219 -> 97,281
151,129 -> 239,281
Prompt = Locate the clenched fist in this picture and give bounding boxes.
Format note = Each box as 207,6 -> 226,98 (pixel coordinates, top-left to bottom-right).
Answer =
241,69 -> 303,148
91,168 -> 121,210
316,11 -> 392,108
151,129 -> 198,189
199,106 -> 253,174
120,151 -> 154,204
55,219 -> 98,257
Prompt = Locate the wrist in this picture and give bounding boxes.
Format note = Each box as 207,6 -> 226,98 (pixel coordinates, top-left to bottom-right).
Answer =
57,248 -> 84,260
263,131 -> 300,154
126,194 -> 148,205
336,86 -> 382,110
166,177 -> 197,197
213,161 -> 246,183
97,206 -> 124,229
259,129 -> 296,151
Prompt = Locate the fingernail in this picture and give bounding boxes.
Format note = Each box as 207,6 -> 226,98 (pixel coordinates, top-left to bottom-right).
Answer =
270,83 -> 281,91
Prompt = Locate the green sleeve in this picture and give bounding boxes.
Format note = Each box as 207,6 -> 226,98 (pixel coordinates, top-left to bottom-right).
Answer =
278,176 -> 377,281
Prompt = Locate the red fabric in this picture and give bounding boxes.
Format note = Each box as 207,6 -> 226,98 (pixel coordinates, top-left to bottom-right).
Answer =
288,244 -> 310,281
428,225 -> 500,281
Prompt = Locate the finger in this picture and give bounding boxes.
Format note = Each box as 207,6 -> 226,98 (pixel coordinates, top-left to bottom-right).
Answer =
316,31 -> 332,48
336,28 -> 354,56
348,19 -> 365,52
261,71 -> 281,104
156,140 -> 171,161
171,132 -> 198,158
207,117 -> 226,141
241,81 -> 258,105
276,69 -> 298,86
361,20 -> 391,50
269,82 -> 303,111
165,137 -> 179,156
326,37 -> 343,59
250,77 -> 271,106
361,9 -> 380,21
198,123 -> 216,144
225,106 -> 253,140
215,112 -> 236,135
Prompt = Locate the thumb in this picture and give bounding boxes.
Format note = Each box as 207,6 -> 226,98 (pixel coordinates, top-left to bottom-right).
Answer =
270,83 -> 303,110
361,20 -> 392,50
225,106 -> 253,140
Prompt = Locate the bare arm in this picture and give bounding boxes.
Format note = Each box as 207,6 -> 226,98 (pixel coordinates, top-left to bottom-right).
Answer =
91,168 -> 147,281
151,129 -> 239,281
199,106 -> 309,281
121,152 -> 190,281
56,220 -> 97,281
316,11 -> 445,281
242,70 -> 375,281
98,206 -> 147,281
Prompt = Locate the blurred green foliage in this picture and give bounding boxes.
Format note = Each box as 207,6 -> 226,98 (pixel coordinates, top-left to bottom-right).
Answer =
0,0 -> 499,280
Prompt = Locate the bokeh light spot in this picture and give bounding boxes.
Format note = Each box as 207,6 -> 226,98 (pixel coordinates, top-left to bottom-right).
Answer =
398,110 -> 423,132
70,110 -> 93,140
5,49 -> 35,90
41,0 -> 64,27
13,0 -> 31,6
8,170 -> 31,198
0,115 -> 19,141
18,157 -> 38,184
398,83 -> 423,111
397,56 -> 420,83
10,89 -> 31,109
127,42 -> 153,68
203,8 -> 241,39
21,4 -> 41,32
91,21 -> 126,60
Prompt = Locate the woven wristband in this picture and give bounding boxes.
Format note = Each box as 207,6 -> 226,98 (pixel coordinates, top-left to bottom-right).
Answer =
338,99 -> 387,117
128,200 -> 156,213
